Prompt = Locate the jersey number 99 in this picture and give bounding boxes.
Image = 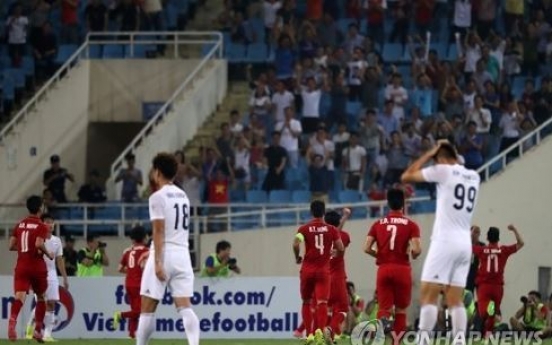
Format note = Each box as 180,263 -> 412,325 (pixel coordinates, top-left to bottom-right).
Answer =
453,184 -> 477,212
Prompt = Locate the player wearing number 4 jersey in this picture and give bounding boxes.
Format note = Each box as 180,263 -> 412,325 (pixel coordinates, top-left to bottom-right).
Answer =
135,153 -> 200,345
114,226 -> 149,339
472,225 -> 524,339
401,140 -> 481,345
365,188 -> 422,344
8,196 -> 55,343
293,200 -> 344,345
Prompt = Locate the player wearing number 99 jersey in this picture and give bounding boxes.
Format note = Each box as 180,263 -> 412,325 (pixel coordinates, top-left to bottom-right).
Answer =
401,141 -> 480,345
472,225 -> 524,339
365,188 -> 421,343
136,153 -> 199,345
293,200 -> 344,344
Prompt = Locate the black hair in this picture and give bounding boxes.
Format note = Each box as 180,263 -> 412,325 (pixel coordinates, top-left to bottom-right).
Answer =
347,281 -> 355,290
152,152 -> 178,180
86,234 -> 98,243
434,143 -> 458,160
41,213 -> 54,222
529,291 -> 542,299
324,211 -> 341,227
387,188 -> 405,211
310,200 -> 325,218
130,226 -> 147,243
487,227 -> 500,243
216,240 -> 231,253
26,195 -> 43,214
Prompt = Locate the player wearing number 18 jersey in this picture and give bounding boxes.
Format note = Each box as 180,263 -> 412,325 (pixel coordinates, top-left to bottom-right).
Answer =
136,153 -> 199,345
472,225 -> 524,338
293,200 -> 344,344
401,141 -> 481,345
365,189 -> 421,343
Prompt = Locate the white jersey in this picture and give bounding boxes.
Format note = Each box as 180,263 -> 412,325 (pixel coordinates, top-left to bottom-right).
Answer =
422,164 -> 480,246
149,184 -> 191,251
44,235 -> 63,280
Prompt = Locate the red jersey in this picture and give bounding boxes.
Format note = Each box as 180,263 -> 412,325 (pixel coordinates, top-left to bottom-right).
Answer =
120,244 -> 149,288
297,219 -> 340,271
367,211 -> 420,266
330,230 -> 350,277
11,216 -> 48,271
473,243 -> 518,285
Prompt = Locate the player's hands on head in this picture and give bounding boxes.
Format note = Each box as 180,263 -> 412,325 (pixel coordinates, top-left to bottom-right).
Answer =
155,262 -> 167,282
507,224 -> 516,231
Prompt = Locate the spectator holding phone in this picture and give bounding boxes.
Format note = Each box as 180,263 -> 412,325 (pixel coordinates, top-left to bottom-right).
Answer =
201,240 -> 241,277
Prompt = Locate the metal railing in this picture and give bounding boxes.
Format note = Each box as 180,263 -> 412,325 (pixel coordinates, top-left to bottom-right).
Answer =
104,31 -> 224,177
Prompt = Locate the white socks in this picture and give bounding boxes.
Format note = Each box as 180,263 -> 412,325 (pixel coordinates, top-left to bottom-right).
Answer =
136,313 -> 155,345
449,305 -> 467,345
417,304 -> 438,345
178,307 -> 200,345
43,311 -> 55,338
27,307 -> 36,328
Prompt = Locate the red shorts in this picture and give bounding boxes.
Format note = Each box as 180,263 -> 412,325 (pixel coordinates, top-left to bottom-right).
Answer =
329,275 -> 348,313
377,264 -> 412,311
477,283 -> 504,317
14,268 -> 47,295
300,270 -> 330,301
126,285 -> 141,312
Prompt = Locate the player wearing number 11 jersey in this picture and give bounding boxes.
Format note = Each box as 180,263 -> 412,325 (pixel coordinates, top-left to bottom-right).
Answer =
365,188 -> 421,344
401,141 -> 481,345
472,225 -> 524,338
293,200 -> 344,345
136,153 -> 199,345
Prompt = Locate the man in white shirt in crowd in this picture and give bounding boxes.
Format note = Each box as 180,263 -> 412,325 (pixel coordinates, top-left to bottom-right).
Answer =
384,74 -> 408,122
465,95 -> 491,155
26,213 -> 69,342
229,110 -> 244,135
307,125 -> 335,180
272,80 -> 295,123
341,132 -> 366,191
347,48 -> 368,101
275,107 -> 303,168
263,0 -> 282,38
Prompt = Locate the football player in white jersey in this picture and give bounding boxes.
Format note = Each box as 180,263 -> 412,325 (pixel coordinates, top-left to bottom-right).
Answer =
136,153 -> 199,345
26,213 -> 69,342
401,140 -> 481,345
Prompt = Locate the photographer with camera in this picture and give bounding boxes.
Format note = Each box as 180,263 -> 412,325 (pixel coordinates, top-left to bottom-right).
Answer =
510,291 -> 548,333
201,240 -> 240,278
76,234 -> 110,277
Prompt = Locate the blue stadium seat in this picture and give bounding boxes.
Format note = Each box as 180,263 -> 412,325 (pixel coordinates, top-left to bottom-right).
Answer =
201,43 -> 216,57
6,69 -> 25,90
230,189 -> 246,202
246,43 -> 268,63
102,45 -> 124,59
21,57 -> 35,78
64,207 -> 85,234
246,190 -> 268,203
124,205 -> 141,220
447,44 -> 458,61
382,43 -> 404,62
337,18 -> 356,34
93,206 -> 122,220
269,190 -> 291,204
124,44 -> 147,58
248,17 -> 265,41
291,190 -> 311,221
346,101 -> 362,127
338,190 -> 361,203
55,44 -> 78,65
1,72 -> 16,102
86,45 -> 102,59
226,43 -> 247,63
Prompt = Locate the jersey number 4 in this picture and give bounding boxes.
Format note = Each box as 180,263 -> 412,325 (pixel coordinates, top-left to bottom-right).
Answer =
173,203 -> 190,230
314,234 -> 324,255
453,184 -> 477,212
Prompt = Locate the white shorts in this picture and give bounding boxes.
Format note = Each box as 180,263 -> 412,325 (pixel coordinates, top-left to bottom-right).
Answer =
140,250 -> 194,300
45,279 -> 59,301
421,241 -> 471,287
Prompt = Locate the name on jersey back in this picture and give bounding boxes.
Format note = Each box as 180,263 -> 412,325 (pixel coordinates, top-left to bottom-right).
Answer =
166,192 -> 187,199
483,248 -> 502,254
309,226 -> 328,233
453,170 -> 478,181
378,217 -> 409,225
19,222 -> 39,229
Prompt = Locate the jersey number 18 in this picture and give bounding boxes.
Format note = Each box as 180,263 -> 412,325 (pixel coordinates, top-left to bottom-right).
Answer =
173,203 -> 190,231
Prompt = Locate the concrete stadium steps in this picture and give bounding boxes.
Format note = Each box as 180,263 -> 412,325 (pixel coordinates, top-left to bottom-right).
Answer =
183,82 -> 250,162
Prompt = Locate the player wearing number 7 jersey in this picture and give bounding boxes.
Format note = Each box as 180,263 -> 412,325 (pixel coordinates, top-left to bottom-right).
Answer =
401,140 -> 481,345
472,225 -> 524,339
365,188 -> 422,345
114,226 -> 150,339
136,153 -> 200,345
293,200 -> 344,345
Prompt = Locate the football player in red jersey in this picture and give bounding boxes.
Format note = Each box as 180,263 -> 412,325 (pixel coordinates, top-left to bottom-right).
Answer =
472,225 -> 524,339
364,188 -> 422,344
325,208 -> 351,342
114,226 -> 150,338
8,195 -> 54,342
293,200 -> 344,344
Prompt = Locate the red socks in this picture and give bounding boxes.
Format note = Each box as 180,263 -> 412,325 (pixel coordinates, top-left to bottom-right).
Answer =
330,310 -> 346,336
34,300 -> 46,331
9,299 -> 23,321
302,303 -> 313,335
315,302 -> 328,331
484,316 -> 495,338
296,321 -> 305,333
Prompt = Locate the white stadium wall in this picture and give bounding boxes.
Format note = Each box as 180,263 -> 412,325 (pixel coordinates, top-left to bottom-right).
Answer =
88,60 -> 202,122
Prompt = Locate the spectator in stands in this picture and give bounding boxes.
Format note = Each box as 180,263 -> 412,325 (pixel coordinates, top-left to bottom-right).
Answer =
32,22 -> 58,81
181,162 -> 202,216
28,0 -> 51,48
264,0 -> 282,42
343,23 -> 364,55
111,0 -> 141,32
85,0 -> 108,34
207,166 -> 232,232
297,69 -> 329,134
42,188 -> 58,214
275,106 -> 302,168
271,80 -> 295,124
262,131 -> 287,192
61,0 -> 79,44
383,131 -> 408,187
274,34 -> 296,79
378,100 -> 400,142
200,240 -> 241,277
461,121 -> 484,171
142,0 -> 165,54
342,131 -> 366,191
317,13 -> 342,48
307,154 -> 329,203
307,125 -> 335,185
216,123 -> 235,164
43,154 -> 75,203
332,122 -> 350,169
6,4 -> 28,68
499,101 -> 522,161
229,110 -> 244,135
77,234 -> 110,277
402,122 -> 422,159
249,83 -> 272,129
385,73 -> 409,121
359,110 -> 382,172
77,169 -> 107,203
367,183 -> 385,217
115,153 -> 143,202
173,150 -> 186,188
232,135 -> 251,190
466,95 -> 492,152
441,77 -> 465,120
62,235 -> 78,276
